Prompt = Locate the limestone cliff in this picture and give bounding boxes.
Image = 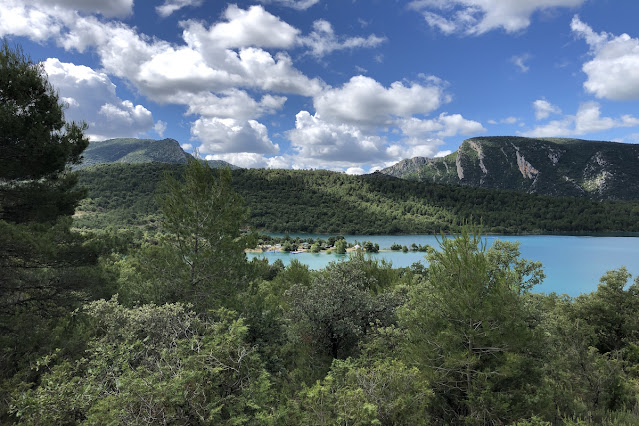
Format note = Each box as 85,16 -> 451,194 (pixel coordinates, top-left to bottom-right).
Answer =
380,136 -> 639,201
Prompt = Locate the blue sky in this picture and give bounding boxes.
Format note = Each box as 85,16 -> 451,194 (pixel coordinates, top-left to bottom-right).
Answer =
3,0 -> 639,173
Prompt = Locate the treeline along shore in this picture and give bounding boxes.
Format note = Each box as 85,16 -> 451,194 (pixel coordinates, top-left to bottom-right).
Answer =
75,163 -> 639,236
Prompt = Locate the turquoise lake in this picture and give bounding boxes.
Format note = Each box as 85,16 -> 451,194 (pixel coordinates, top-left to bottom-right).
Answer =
248,234 -> 639,296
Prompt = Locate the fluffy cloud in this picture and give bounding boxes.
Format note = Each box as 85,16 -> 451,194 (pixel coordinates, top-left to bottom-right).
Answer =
314,75 -> 450,128
0,1 -> 64,41
191,118 -> 279,155
179,28 -> 325,97
533,99 -> 561,120
36,0 -> 133,18
521,101 -> 639,137
288,111 -> 386,164
286,75 -> 482,169
409,0 -> 585,35
573,102 -> 639,134
435,150 -> 453,157
0,0 -> 132,39
571,16 -> 639,100
61,16 -> 170,81
131,43 -> 324,100
302,20 -> 385,57
400,113 -> 485,138
4,3 -> 324,101
156,0 -> 203,18
258,0 -> 320,10
136,47 -> 228,97
43,58 -> 155,140
385,141 -> 447,161
183,4 -> 300,50
172,90 -> 287,121
205,153 -> 290,169
154,121 -> 168,137
345,167 -> 366,175
230,48 -> 325,96
287,110 -> 474,168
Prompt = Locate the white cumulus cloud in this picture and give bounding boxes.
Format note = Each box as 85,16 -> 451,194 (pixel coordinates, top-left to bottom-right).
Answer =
435,150 -> 452,157
571,15 -> 639,101
36,0 -> 133,18
154,121 -> 168,137
3,3 -> 325,101
409,0 -> 585,35
43,58 -> 155,140
302,19 -> 386,57
184,4 -> 300,50
345,167 -> 366,175
522,101 -> 639,137
287,109 -> 477,168
288,111 -> 386,164
289,76 -> 482,167
156,0 -> 203,18
400,113 -> 486,138
173,90 -> 287,121
533,99 -> 562,120
314,75 -> 450,128
0,0 -> 64,42
191,118 -> 280,155
205,153 -> 290,169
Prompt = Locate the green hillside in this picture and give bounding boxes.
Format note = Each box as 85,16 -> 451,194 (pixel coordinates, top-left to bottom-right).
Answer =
382,136 -> 639,201
75,163 -> 639,234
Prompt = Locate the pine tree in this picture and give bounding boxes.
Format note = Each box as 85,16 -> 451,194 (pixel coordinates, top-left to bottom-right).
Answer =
0,40 -> 88,223
118,159 -> 254,311
0,39 -> 95,317
401,227 -> 545,424
0,40 -> 98,411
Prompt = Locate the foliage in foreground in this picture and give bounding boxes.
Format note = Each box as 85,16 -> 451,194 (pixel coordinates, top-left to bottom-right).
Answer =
11,299 -> 273,424
6,224 -> 639,424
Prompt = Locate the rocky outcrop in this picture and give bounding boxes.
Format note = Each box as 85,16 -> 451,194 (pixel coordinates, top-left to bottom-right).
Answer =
456,153 -> 464,180
514,149 -> 539,180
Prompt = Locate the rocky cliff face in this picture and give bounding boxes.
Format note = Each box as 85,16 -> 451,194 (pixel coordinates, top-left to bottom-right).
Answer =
381,136 -> 639,201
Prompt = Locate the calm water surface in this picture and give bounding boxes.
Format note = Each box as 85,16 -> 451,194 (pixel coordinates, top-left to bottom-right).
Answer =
248,234 -> 639,296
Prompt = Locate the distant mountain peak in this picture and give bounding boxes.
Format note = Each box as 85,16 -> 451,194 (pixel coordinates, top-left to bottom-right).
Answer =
77,137 -> 238,170
380,136 -> 639,201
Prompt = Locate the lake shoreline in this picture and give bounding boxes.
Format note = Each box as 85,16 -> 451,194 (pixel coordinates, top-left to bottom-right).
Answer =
247,234 -> 639,297
262,231 -> 639,238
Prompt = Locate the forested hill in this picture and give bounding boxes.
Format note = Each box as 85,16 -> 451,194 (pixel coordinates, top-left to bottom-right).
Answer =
75,163 -> 639,234
381,136 -> 639,201
76,137 -> 237,169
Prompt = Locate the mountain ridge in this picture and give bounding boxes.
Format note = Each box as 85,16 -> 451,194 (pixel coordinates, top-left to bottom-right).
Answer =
77,137 -> 238,170
381,136 -> 639,201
